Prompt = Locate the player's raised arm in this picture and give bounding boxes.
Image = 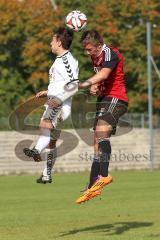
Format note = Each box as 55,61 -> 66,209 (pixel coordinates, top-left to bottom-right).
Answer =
79,68 -> 112,88
36,91 -> 48,98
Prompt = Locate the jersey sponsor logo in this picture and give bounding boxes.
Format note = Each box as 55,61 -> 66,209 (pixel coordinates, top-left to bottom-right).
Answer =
97,108 -> 106,117
94,66 -> 101,72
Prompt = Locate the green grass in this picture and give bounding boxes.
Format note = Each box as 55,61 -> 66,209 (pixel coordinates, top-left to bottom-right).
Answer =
0,171 -> 160,240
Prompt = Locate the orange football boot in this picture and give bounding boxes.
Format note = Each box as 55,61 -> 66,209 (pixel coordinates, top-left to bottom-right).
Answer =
76,189 -> 102,204
89,175 -> 113,192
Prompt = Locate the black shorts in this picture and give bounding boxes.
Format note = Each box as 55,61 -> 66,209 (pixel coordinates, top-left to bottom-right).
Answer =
93,96 -> 128,134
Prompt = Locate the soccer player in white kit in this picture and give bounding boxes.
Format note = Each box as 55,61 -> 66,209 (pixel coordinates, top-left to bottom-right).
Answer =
23,27 -> 79,183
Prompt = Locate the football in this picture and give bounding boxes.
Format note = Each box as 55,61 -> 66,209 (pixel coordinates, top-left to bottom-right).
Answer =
65,10 -> 87,32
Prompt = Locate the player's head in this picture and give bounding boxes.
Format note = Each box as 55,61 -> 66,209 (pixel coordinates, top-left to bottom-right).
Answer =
80,30 -> 104,57
51,27 -> 74,54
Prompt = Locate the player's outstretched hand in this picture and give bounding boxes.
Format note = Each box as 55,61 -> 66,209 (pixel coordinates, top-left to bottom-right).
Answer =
90,84 -> 99,96
78,80 -> 91,89
36,91 -> 47,98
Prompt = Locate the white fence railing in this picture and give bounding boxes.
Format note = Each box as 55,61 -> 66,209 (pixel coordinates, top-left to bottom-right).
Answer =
0,128 -> 160,175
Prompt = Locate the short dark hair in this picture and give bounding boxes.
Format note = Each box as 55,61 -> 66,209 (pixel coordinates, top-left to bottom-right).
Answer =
54,27 -> 74,50
81,30 -> 104,47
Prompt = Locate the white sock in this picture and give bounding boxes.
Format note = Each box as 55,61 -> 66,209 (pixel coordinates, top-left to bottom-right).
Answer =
42,148 -> 57,176
35,128 -> 51,153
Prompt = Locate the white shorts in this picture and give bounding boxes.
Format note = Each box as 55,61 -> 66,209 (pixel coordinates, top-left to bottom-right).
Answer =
41,99 -> 71,128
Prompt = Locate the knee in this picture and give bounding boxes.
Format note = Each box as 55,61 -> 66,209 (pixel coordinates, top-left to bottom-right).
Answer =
39,119 -> 53,129
47,139 -> 57,149
95,126 -> 112,139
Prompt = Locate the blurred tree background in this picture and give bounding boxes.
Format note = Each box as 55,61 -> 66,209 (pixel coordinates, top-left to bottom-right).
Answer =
0,0 -> 160,120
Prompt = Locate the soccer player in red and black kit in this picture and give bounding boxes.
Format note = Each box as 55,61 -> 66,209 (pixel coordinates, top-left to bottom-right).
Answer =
76,30 -> 128,204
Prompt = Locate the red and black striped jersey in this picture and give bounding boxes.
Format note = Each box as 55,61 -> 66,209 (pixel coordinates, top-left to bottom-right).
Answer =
91,44 -> 128,103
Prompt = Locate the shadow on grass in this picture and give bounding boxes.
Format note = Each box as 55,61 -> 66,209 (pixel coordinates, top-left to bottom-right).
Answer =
58,221 -> 153,237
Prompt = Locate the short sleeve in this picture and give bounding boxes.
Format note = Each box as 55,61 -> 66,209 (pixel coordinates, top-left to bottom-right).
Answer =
102,50 -> 118,69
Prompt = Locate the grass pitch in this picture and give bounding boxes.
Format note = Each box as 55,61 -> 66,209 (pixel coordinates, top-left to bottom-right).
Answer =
0,170 -> 160,240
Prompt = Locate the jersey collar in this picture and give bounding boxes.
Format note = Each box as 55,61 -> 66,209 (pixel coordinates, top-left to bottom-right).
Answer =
102,44 -> 107,51
56,50 -> 69,58
96,44 -> 106,58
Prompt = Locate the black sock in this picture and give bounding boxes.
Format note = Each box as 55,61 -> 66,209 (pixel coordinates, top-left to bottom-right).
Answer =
99,139 -> 111,177
88,156 -> 100,188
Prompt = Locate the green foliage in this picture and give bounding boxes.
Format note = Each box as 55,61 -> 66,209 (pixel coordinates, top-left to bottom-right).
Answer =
0,0 -> 27,116
0,0 -> 160,118
92,0 -> 160,113
0,69 -> 27,116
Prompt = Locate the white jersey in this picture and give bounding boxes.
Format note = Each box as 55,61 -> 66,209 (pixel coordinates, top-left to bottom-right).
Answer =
47,51 -> 79,99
